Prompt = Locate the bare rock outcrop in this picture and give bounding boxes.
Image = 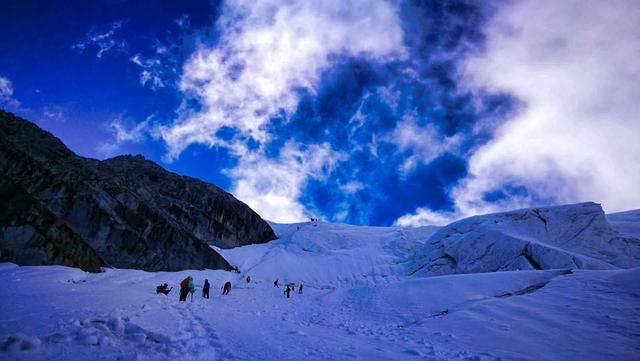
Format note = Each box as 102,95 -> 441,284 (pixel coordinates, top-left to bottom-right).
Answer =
0,111 -> 276,272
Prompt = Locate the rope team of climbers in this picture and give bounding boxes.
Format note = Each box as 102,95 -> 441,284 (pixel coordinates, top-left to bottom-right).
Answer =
156,274 -> 305,302
156,219 -> 317,302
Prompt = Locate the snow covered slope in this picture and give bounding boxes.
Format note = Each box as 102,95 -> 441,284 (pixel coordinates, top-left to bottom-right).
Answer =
1,263 -> 638,361
410,202 -> 640,276
220,203 -> 639,287
1,202 -> 638,360
219,222 -> 439,287
608,209 -> 640,239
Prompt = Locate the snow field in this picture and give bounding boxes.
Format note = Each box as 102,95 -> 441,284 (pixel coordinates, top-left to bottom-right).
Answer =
1,205 -> 639,360
1,262 -> 639,360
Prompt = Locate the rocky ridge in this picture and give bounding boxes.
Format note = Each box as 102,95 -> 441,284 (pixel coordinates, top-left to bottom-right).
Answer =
0,111 -> 276,272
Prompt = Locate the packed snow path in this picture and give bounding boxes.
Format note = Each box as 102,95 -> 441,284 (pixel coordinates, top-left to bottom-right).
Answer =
1,263 -> 639,361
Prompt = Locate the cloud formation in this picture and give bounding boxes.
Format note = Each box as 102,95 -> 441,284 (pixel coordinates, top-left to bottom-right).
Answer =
73,21 -> 127,58
387,114 -> 461,174
399,0 -> 640,225
160,0 -> 406,159
159,0 -> 407,221
131,53 -> 166,90
150,0 -> 638,225
0,76 -> 20,109
97,115 -> 151,157
227,142 -> 344,222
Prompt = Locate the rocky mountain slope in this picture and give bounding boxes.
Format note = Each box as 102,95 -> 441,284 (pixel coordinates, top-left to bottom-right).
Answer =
0,111 -> 276,272
0,179 -> 105,273
410,202 -> 640,276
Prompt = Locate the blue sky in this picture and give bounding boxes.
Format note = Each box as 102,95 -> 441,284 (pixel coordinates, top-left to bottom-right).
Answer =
2,0 -> 639,225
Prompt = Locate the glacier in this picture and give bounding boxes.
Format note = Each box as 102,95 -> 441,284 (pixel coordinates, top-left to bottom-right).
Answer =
0,202 -> 639,360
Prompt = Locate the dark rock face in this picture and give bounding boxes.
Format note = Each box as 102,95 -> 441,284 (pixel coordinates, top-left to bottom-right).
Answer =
0,179 -> 105,273
0,111 -> 277,272
93,155 -> 276,249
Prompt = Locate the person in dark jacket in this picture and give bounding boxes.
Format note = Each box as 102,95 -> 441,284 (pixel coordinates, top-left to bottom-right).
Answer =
202,279 -> 210,299
284,285 -> 291,298
298,283 -> 303,294
222,281 -> 232,295
273,279 -> 279,288
156,283 -> 172,295
246,276 -> 251,283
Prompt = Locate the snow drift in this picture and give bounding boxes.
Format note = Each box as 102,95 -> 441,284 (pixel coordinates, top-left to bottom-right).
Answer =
410,202 -> 640,276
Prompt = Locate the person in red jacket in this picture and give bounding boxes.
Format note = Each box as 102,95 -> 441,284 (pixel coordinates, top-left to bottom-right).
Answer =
179,276 -> 194,302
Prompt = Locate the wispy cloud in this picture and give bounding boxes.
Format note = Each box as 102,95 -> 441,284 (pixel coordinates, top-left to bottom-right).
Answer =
72,21 -> 127,58
130,54 -> 166,90
387,114 -> 462,174
174,14 -> 191,29
0,76 -> 20,110
97,115 -> 152,157
41,106 -> 67,123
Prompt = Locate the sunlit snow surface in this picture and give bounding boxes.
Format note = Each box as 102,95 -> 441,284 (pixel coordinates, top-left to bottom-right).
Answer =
1,212 -> 639,360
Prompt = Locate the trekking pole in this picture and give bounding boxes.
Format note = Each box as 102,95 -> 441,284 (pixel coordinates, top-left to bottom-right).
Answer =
191,291 -> 194,302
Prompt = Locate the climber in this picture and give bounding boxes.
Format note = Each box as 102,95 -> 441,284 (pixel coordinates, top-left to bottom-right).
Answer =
156,283 -> 172,295
284,285 -> 291,298
246,276 -> 251,283
298,283 -> 303,294
273,279 -> 279,288
202,279 -> 210,299
179,276 -> 194,302
222,281 -> 232,295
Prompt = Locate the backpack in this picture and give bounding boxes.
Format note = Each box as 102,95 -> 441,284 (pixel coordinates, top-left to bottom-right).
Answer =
180,278 -> 189,288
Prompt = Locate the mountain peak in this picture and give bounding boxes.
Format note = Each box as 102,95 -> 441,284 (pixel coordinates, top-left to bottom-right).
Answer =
0,112 -> 276,272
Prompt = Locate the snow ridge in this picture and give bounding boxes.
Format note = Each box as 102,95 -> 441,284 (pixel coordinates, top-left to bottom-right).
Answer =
410,202 -> 640,276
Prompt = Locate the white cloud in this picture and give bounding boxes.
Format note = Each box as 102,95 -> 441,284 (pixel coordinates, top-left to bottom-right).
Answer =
0,76 -> 20,109
394,207 -> 457,227
0,77 -> 13,99
160,0 -> 406,160
339,181 -> 365,194
42,107 -> 66,123
131,54 -> 165,90
73,21 -> 126,58
156,0 -> 406,221
387,114 -> 461,173
396,0 -> 640,226
97,116 -> 152,157
227,142 -> 344,223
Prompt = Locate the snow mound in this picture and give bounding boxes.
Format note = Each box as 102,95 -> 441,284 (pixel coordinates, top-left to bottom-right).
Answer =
410,202 -> 640,276
47,316 -> 172,348
608,209 -> 640,239
1,334 -> 41,352
218,222 -> 439,287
